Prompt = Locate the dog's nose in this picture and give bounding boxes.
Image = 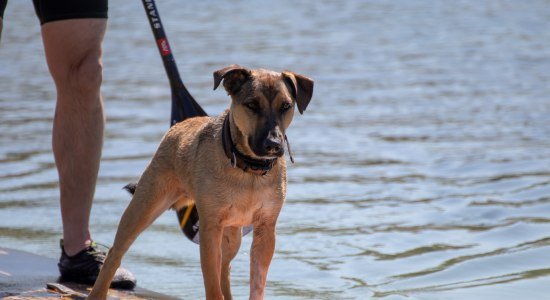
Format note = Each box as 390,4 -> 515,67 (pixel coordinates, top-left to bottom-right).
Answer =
263,138 -> 282,154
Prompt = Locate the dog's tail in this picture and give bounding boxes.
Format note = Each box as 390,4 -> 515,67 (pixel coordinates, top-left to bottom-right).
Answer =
123,182 -> 138,195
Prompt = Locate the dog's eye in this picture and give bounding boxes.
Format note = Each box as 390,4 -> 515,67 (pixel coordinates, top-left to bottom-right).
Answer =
280,102 -> 293,112
244,102 -> 260,112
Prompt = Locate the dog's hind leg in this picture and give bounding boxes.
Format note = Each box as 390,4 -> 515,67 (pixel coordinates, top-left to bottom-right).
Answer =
221,226 -> 242,300
88,170 -> 177,299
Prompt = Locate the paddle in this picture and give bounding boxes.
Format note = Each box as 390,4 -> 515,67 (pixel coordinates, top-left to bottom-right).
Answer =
141,0 -> 204,243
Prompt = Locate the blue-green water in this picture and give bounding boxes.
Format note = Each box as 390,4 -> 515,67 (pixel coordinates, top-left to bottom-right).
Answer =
1,1 -> 549,299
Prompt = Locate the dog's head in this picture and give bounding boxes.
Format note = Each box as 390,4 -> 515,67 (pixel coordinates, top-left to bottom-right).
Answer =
214,65 -> 314,159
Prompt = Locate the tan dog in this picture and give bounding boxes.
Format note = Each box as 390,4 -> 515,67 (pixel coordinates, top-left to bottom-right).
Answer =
87,65 -> 313,300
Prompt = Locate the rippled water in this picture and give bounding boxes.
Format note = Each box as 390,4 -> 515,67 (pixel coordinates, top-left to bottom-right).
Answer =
1,0 -> 549,299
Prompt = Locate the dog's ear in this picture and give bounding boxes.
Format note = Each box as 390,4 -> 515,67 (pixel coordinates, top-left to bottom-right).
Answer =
213,64 -> 251,96
282,71 -> 314,114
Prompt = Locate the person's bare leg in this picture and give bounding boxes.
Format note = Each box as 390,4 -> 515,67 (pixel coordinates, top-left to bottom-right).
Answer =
41,19 -> 106,256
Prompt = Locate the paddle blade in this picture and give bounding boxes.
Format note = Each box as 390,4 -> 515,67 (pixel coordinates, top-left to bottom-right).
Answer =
171,85 -> 207,126
176,204 -> 201,244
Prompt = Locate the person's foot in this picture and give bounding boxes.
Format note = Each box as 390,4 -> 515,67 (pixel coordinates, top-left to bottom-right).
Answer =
58,239 -> 136,289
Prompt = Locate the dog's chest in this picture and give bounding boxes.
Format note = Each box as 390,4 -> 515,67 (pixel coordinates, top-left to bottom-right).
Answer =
221,183 -> 282,227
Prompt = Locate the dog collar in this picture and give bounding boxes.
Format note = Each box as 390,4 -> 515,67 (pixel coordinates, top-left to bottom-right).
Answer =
221,114 -> 278,176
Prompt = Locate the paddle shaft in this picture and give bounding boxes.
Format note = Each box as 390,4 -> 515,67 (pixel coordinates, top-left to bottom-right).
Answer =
141,0 -> 207,126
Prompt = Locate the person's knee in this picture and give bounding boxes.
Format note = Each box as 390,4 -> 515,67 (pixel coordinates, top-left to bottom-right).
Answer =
60,50 -> 104,97
42,19 -> 107,102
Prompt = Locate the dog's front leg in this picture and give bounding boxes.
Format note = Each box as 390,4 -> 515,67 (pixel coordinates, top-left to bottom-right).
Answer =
221,226 -> 242,300
249,222 -> 276,300
88,169 -> 175,299
200,221 -> 225,300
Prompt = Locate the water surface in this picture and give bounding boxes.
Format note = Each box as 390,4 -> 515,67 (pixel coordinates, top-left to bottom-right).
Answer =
1,0 -> 549,299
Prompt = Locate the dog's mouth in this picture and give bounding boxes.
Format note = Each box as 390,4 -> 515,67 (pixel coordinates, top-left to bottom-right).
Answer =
250,148 -> 284,160
271,147 -> 286,158
259,150 -> 284,159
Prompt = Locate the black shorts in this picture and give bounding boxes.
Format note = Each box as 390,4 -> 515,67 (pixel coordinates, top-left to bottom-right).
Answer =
0,0 -> 108,24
